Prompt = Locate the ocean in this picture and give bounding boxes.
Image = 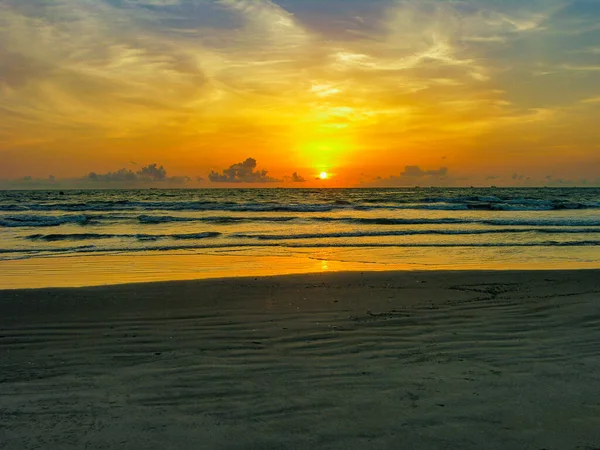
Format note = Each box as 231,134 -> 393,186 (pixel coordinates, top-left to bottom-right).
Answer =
1,187 -> 599,287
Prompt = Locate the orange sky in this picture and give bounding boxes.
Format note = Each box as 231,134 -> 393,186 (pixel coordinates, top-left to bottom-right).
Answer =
1,0 -> 600,187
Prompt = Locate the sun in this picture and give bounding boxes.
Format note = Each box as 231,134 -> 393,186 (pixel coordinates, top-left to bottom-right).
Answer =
319,171 -> 329,180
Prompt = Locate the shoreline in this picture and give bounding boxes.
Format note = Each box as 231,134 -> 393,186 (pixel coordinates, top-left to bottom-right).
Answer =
2,267 -> 600,293
1,248 -> 599,290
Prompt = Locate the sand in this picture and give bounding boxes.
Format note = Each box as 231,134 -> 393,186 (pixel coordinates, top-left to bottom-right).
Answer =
1,270 -> 600,449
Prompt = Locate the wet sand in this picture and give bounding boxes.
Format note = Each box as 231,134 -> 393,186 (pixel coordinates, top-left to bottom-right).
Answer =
1,270 -> 600,449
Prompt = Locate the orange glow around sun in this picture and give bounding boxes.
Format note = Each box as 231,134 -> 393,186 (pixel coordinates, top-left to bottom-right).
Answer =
319,172 -> 329,180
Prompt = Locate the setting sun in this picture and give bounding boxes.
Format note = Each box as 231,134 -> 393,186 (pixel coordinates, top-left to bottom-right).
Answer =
319,172 -> 329,180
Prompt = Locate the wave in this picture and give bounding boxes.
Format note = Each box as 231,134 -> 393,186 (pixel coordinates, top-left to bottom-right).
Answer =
22,227 -> 600,243
234,228 -> 600,241
26,232 -> 221,242
286,240 -> 600,248
1,197 -> 599,213
0,243 -> 270,258
0,215 -> 92,227
0,245 -> 97,255
3,212 -> 599,228
137,215 -> 296,224
138,215 -> 473,225
1,240 -> 599,261
0,201 -> 338,213
325,218 -> 600,227
481,219 -> 600,227
170,232 -> 221,240
134,216 -> 600,227
422,196 -> 598,210
28,233 -> 119,242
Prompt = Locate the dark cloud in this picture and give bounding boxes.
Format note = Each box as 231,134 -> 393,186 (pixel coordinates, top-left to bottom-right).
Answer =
401,166 -> 448,178
367,166 -> 451,187
87,168 -> 137,182
86,163 -> 181,183
286,172 -> 306,183
0,49 -> 51,89
0,174 -> 62,189
209,158 -> 280,183
0,164 -> 194,188
545,176 -> 588,187
167,176 -> 191,185
136,163 -> 167,181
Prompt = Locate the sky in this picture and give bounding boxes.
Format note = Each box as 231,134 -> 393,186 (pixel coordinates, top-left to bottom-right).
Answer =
1,0 -> 599,187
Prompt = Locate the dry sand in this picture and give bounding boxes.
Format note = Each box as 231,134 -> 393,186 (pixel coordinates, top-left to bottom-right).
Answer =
1,270 -> 600,449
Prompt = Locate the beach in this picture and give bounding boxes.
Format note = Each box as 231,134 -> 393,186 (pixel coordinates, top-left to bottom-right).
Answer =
2,270 -> 600,449
2,0 -> 599,446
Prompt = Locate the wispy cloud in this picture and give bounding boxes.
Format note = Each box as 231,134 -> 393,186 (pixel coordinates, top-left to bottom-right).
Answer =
0,0 -> 598,182
561,64 -> 600,72
581,96 -> 600,104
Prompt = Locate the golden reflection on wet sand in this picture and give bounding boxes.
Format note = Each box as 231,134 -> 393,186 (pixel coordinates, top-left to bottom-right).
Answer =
1,250 -> 599,290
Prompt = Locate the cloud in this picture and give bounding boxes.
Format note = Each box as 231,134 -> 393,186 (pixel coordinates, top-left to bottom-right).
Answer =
544,176 -> 587,187
87,169 -> 137,183
86,163 -> 185,184
136,163 -> 167,181
401,166 -> 448,178
0,163 -> 197,188
581,96 -> 600,104
0,176 -> 57,189
368,165 -> 452,187
125,0 -> 182,5
561,64 -> 600,72
209,158 -> 280,183
288,172 -> 306,183
0,0 -> 559,147
507,173 -> 534,185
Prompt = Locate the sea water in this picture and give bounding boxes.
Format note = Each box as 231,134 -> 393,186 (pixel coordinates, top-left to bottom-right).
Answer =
1,188 -> 599,287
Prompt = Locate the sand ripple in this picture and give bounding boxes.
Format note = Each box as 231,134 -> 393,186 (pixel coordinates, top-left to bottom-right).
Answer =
1,271 -> 600,449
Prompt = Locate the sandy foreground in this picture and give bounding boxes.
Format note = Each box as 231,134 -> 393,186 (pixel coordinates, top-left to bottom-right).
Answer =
1,270 -> 600,449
